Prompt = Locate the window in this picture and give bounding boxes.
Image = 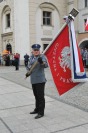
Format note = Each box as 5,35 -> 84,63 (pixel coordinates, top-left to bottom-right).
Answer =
84,19 -> 87,31
84,19 -> 87,24
85,0 -> 88,7
43,44 -> 49,50
43,11 -> 51,26
6,44 -> 12,53
6,13 -> 10,28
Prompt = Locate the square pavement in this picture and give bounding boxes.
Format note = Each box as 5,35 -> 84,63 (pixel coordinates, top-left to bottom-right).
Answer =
0,77 -> 88,133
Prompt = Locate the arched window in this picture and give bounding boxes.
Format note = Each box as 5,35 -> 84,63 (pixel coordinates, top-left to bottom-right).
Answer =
6,43 -> 12,53
40,3 -> 55,26
2,6 -> 11,33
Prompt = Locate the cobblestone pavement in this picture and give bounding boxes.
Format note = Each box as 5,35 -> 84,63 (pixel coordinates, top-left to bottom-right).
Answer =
1,76 -> 88,133
0,66 -> 88,112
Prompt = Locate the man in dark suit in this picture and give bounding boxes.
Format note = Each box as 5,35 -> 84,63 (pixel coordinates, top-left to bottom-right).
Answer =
24,53 -> 29,67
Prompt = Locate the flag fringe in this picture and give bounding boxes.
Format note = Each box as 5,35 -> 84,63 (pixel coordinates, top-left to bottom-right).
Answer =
76,72 -> 86,76
72,78 -> 88,82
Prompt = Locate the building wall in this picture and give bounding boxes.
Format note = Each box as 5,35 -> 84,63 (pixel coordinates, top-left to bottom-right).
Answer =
29,0 -> 67,52
35,3 -> 60,51
0,0 -> 14,54
77,0 -> 88,47
78,0 -> 88,33
0,0 -> 67,61
13,0 -> 30,61
67,0 -> 88,47
78,32 -> 88,44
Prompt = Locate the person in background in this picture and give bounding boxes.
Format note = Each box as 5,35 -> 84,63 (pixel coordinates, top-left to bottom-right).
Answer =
10,53 -> 14,66
24,53 -> 29,67
4,54 -> 10,66
85,49 -> 88,68
83,48 -> 88,68
26,44 -> 48,119
80,48 -> 84,66
0,54 -> 1,65
18,53 -> 20,66
14,53 -> 20,70
0,55 -> 3,65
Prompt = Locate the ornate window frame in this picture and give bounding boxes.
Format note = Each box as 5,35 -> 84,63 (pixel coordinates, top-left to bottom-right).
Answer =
3,7 -> 11,29
40,3 -> 55,27
2,6 -> 11,33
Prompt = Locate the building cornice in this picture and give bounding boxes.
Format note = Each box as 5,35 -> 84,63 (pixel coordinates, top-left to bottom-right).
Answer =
78,7 -> 88,11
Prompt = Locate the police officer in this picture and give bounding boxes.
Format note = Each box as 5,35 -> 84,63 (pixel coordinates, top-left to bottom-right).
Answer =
28,44 -> 48,119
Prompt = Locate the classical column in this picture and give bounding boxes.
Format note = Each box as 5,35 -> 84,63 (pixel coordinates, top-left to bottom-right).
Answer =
14,0 -> 30,64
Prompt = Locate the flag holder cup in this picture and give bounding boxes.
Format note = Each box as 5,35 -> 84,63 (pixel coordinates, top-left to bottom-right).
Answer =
67,8 -> 79,22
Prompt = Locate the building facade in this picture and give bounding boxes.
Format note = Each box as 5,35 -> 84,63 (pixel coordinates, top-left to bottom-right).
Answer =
0,0 -> 67,64
0,0 -> 14,56
67,0 -> 88,49
0,0 -> 88,64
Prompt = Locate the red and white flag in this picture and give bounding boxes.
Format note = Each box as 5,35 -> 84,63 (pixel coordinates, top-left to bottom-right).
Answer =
44,24 -> 78,95
85,18 -> 88,31
43,18 -> 88,95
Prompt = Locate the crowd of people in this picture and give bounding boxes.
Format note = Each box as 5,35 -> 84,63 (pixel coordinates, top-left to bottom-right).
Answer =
0,48 -> 88,69
81,48 -> 88,68
0,53 -> 20,70
0,53 -> 30,68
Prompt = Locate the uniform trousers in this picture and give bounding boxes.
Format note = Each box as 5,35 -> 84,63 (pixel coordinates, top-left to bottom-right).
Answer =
32,82 -> 45,115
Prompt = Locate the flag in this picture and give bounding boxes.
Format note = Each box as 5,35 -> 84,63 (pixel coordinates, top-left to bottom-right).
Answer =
44,24 -> 78,95
44,20 -> 88,95
85,18 -> 88,31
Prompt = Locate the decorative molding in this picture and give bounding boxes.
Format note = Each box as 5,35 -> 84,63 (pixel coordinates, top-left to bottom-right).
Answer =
4,7 -> 11,13
40,3 -> 55,10
67,1 -> 74,5
1,32 -> 13,37
78,7 -> 88,11
78,32 -> 88,34
82,13 -> 88,16
41,38 -> 52,41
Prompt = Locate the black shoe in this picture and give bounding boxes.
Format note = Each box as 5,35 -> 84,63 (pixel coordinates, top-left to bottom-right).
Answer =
35,114 -> 44,119
30,110 -> 38,114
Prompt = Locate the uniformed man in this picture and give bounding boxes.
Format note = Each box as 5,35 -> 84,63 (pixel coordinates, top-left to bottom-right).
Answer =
27,44 -> 48,119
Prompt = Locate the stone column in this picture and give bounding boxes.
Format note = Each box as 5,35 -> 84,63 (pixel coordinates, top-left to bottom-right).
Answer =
13,0 -> 30,64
